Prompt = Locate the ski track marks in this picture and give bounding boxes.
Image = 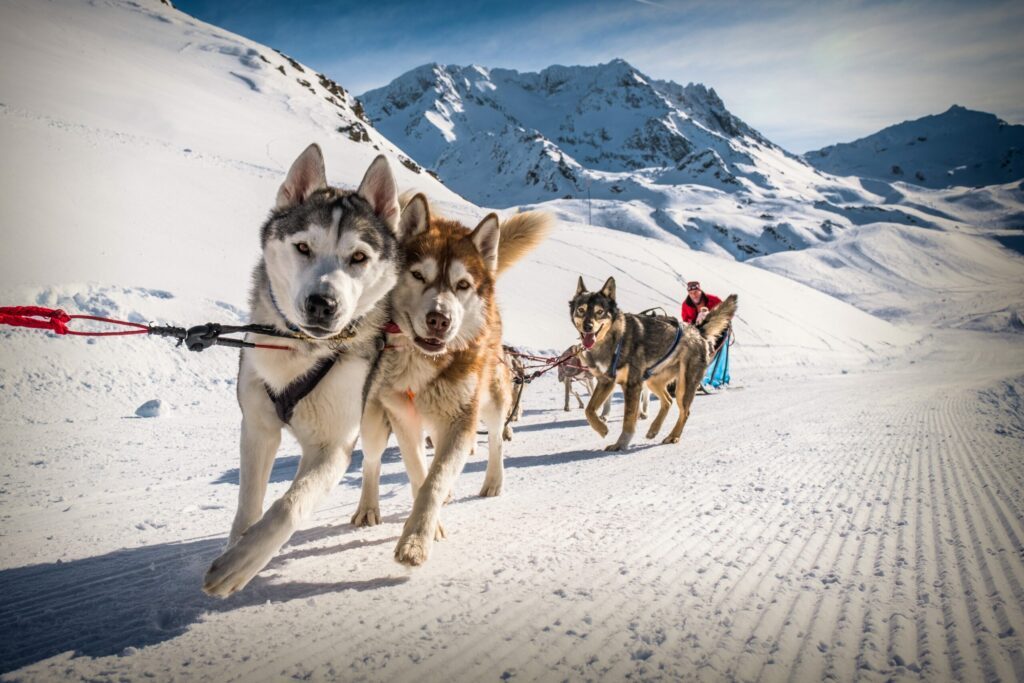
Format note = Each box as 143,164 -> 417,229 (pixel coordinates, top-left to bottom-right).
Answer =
1,337 -> 1023,681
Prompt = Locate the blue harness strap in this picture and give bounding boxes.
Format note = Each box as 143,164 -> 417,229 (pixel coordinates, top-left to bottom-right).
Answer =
642,321 -> 683,380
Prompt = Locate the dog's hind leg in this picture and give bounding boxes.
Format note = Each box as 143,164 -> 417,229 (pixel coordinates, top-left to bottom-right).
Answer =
663,363 -> 705,444
395,409 -> 477,566
640,385 -> 650,420
607,374 -> 643,452
480,393 -> 506,497
563,377 -> 572,411
585,379 -> 615,438
574,382 -> 586,409
645,378 -> 674,440
229,413 -> 282,546
352,399 -> 389,527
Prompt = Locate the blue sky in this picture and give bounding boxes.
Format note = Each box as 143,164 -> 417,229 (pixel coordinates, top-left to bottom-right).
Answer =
175,0 -> 1024,152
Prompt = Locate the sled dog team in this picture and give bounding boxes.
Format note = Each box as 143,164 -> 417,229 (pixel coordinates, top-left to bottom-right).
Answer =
203,146 -> 737,597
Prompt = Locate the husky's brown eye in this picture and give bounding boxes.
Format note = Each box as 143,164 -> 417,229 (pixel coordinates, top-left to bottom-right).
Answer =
594,307 -> 604,316
294,242 -> 311,256
456,279 -> 471,291
411,271 -> 425,282
575,306 -> 586,316
350,251 -> 367,264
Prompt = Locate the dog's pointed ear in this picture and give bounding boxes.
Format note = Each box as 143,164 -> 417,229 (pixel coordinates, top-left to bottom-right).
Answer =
276,143 -> 327,209
357,155 -> 400,235
576,276 -> 587,295
399,193 -> 430,240
600,276 -> 616,300
470,213 -> 500,272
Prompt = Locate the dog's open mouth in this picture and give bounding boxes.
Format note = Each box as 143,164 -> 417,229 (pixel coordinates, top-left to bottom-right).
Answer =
414,336 -> 446,353
581,332 -> 596,349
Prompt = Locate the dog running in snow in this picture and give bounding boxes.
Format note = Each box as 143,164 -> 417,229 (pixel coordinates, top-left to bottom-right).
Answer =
203,145 -> 406,597
354,197 -> 552,566
570,276 -> 737,451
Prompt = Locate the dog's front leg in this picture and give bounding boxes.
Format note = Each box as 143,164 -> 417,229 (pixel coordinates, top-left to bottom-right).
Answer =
228,404 -> 283,545
585,378 -> 615,438
394,410 -> 475,566
563,377 -> 572,411
352,399 -> 389,527
204,438 -> 354,597
607,374 -> 642,451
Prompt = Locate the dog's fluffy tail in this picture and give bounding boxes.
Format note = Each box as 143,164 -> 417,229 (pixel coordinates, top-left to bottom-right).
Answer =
699,294 -> 738,341
497,211 -> 554,277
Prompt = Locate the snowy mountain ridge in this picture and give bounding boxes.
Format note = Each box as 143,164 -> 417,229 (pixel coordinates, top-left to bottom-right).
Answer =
804,105 -> 1024,189
360,59 -> 792,206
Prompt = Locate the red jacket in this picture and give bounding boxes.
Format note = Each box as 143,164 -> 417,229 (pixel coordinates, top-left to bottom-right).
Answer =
681,293 -> 722,324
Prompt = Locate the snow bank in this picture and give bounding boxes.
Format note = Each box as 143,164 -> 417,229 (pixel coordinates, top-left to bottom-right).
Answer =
752,223 -> 1024,330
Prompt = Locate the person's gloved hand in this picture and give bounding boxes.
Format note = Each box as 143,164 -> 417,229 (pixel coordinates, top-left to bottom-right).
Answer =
696,307 -> 709,325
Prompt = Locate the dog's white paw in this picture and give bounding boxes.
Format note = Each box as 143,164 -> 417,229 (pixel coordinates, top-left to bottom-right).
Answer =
203,531 -> 276,597
604,443 -> 626,452
351,505 -> 381,527
395,533 -> 431,566
479,477 -> 503,497
661,435 -> 680,445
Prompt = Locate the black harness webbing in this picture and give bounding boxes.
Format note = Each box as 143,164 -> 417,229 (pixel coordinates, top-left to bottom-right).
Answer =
642,321 -> 683,380
266,353 -> 339,424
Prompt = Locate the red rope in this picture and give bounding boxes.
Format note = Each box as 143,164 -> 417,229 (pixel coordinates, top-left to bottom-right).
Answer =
0,306 -> 149,336
0,306 -> 292,351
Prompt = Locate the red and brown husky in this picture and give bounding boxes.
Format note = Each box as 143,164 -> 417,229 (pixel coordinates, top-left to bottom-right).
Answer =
354,195 -> 552,566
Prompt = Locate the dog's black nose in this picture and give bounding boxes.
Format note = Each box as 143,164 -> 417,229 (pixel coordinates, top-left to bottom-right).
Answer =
305,294 -> 337,320
425,311 -> 450,336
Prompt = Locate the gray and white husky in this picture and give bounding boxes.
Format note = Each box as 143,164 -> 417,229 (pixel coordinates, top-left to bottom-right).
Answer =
203,144 -> 404,597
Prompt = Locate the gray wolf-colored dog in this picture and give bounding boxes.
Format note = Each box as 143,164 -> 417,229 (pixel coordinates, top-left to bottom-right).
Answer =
203,144 -> 404,596
570,276 -> 737,451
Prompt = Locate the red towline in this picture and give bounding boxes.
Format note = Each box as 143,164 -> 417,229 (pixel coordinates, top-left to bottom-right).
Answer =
0,305 -> 291,351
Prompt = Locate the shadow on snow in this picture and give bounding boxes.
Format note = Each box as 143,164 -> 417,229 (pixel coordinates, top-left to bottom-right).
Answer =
0,436 -> 641,673
0,522 -> 406,674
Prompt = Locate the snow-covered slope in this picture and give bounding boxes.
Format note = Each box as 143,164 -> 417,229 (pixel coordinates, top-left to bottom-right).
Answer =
752,222 -> 1024,331
0,0 -> 459,306
805,106 -> 1024,189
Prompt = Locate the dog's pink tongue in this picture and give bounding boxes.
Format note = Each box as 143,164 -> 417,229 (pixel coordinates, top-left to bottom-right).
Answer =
582,332 -> 595,349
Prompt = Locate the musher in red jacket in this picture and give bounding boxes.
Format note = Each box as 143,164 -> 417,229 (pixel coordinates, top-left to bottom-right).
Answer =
681,281 -> 722,325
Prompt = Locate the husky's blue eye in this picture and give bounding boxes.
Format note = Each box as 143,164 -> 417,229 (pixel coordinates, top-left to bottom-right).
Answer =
295,242 -> 311,256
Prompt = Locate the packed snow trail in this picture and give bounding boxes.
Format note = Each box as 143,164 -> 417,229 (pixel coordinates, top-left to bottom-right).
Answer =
1,330 -> 1021,681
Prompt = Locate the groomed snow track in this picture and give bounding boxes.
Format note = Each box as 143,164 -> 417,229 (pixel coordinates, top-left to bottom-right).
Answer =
1,332 -> 1022,681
